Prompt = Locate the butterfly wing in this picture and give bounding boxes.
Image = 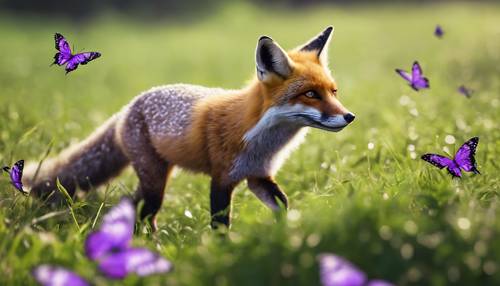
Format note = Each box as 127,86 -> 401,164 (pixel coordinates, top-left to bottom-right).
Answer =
458,85 -> 472,98
395,69 -> 412,84
318,254 -> 367,286
97,248 -> 173,279
85,198 -> 135,260
411,61 -> 429,90
454,137 -> 480,174
8,160 -> 27,194
412,77 -> 429,90
434,25 -> 444,38
32,265 -> 89,286
421,154 -> 462,178
65,52 -> 101,73
53,33 -> 72,66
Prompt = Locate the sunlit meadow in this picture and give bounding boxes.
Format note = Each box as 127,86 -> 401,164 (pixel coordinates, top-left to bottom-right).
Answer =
0,2 -> 499,285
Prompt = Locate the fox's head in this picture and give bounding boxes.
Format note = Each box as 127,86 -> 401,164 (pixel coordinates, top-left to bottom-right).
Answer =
253,26 -> 355,132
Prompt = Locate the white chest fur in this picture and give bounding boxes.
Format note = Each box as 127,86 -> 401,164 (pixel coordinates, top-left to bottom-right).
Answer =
229,106 -> 309,181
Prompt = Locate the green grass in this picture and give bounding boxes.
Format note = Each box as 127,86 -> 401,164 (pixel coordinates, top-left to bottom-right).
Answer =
1,2 -> 500,285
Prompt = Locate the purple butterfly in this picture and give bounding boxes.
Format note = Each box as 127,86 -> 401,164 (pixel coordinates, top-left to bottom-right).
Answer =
2,159 -> 27,195
52,33 -> 101,74
96,247 -> 173,279
32,265 -> 89,286
318,254 -> 394,286
421,137 -> 480,178
85,199 -> 172,279
434,25 -> 444,38
395,61 -> 430,91
458,85 -> 473,98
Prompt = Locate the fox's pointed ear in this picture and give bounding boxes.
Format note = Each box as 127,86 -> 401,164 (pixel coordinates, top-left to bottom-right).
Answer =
256,36 -> 292,83
299,26 -> 334,65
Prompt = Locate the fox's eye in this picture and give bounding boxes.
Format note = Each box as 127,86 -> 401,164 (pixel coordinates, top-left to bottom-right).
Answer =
304,90 -> 320,99
332,89 -> 338,96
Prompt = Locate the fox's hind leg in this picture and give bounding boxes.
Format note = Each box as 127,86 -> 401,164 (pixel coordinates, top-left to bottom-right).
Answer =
121,111 -> 171,231
132,158 -> 173,232
129,151 -> 170,231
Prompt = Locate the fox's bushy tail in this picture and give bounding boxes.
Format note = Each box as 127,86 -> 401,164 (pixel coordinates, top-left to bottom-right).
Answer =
24,115 -> 129,197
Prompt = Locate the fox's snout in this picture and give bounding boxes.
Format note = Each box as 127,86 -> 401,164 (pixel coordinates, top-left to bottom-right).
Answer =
343,112 -> 355,123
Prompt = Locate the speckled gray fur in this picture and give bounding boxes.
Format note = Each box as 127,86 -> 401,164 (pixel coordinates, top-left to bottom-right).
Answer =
131,84 -> 230,140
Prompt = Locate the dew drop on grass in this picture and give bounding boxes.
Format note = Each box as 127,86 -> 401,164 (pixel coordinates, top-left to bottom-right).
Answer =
465,254 -> 481,270
474,241 -> 487,256
280,263 -> 295,278
329,165 -> 337,173
407,266 -> 422,282
184,210 -> 193,219
407,144 -> 415,151
442,146 -> 450,154
456,118 -> 470,131
38,232 -> 57,244
399,95 -> 412,106
445,135 -> 456,144
400,243 -> 414,259
410,152 -> 417,159
379,225 -> 392,240
404,220 -> 418,235
483,260 -> 497,275
367,142 -> 375,150
408,126 -> 419,141
457,217 -> 471,230
306,233 -> 321,248
287,209 -> 301,222
289,234 -> 303,249
409,107 -> 419,117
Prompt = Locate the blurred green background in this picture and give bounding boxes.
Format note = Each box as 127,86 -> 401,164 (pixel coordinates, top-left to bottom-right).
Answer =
0,0 -> 499,285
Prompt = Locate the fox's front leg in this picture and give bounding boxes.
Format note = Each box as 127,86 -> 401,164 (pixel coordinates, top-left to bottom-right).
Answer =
210,180 -> 236,229
247,177 -> 288,211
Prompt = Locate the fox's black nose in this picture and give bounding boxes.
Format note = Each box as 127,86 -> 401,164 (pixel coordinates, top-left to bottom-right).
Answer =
343,113 -> 356,123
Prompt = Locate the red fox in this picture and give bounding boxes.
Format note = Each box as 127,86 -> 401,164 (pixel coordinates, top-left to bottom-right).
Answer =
24,26 -> 355,230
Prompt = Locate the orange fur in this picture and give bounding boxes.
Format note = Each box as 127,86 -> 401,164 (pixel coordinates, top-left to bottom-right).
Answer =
153,48 -> 348,185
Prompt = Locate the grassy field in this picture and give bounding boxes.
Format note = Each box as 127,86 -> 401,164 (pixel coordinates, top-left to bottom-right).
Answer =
1,2 -> 499,285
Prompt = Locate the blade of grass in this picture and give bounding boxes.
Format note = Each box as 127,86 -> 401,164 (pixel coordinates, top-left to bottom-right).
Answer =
32,140 -> 54,184
31,210 -> 68,225
56,178 -> 79,231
